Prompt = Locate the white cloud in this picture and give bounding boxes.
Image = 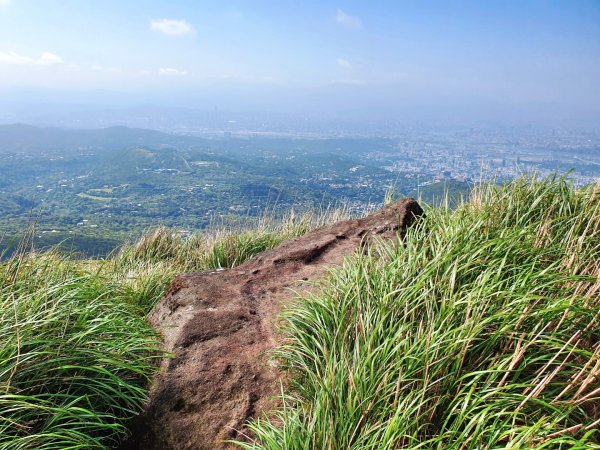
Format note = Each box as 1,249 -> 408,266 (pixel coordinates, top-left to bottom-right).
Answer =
150,19 -> 194,36
39,52 -> 63,65
0,51 -> 32,64
159,67 -> 188,76
337,58 -> 351,69
0,50 -> 63,65
335,9 -> 362,29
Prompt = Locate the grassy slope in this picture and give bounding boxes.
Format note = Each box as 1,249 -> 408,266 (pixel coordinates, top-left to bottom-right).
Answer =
2,177 -> 598,449
0,209 -> 348,449
239,176 -> 600,449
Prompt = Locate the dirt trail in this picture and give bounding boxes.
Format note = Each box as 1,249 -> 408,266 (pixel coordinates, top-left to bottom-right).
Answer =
123,198 -> 423,450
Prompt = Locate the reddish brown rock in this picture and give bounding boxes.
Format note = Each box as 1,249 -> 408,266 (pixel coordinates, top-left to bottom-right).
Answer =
123,198 -> 422,450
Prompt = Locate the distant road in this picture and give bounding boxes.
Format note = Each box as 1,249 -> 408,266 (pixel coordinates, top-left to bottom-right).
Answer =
573,156 -> 600,166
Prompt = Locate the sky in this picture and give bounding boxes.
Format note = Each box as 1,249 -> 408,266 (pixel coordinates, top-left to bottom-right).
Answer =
0,0 -> 599,125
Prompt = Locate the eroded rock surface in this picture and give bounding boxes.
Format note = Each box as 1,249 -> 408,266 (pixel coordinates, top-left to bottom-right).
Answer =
124,198 -> 423,450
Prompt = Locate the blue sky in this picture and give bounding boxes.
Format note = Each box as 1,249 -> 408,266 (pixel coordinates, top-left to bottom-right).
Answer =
0,0 -> 599,122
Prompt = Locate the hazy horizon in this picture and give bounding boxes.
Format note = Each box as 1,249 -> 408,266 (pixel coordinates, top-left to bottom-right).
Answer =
1,1 -> 599,129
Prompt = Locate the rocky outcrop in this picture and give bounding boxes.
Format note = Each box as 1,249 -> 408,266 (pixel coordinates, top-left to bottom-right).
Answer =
123,198 -> 423,450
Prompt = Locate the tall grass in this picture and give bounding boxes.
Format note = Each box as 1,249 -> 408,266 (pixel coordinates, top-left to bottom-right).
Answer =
238,176 -> 600,449
0,253 -> 164,449
0,206 -> 348,449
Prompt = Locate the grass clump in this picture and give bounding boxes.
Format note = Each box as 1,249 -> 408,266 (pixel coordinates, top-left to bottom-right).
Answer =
239,176 -> 600,449
0,253 -> 163,449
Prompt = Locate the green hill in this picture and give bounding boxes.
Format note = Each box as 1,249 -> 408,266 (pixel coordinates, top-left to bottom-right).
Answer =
0,124 -> 184,154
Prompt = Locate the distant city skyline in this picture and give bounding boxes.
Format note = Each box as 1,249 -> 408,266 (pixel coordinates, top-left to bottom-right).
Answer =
1,1 -> 599,126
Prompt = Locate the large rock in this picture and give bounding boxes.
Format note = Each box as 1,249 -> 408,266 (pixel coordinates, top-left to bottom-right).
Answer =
123,198 -> 423,450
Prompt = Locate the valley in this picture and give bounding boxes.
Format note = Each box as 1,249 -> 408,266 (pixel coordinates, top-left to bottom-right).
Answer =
1,124 -> 598,257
